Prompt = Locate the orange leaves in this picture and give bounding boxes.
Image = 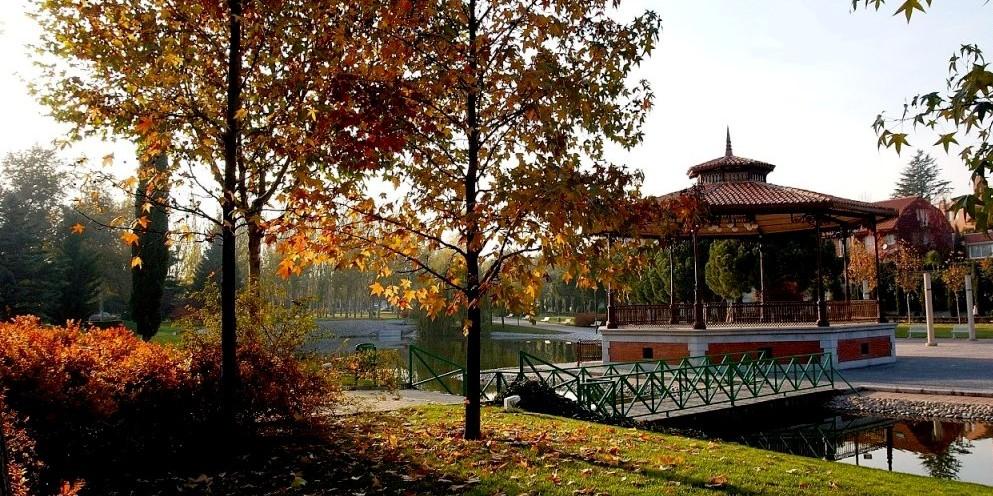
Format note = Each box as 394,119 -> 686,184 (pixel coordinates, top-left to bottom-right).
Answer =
369,281 -> 385,296
130,256 -> 143,269
121,231 -> 139,247
70,223 -> 85,234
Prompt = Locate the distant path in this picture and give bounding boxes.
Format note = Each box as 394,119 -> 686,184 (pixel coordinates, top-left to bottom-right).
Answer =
844,339 -> 993,394
316,318 -> 414,337
334,389 -> 463,415
489,317 -> 599,342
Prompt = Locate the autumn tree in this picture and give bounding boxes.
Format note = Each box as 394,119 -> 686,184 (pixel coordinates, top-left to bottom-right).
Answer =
33,0 -> 411,418
892,150 -> 951,201
278,0 -> 675,439
848,240 -> 877,297
941,263 -> 970,322
890,241 -> 923,321
131,154 -> 171,340
852,1 -> 993,228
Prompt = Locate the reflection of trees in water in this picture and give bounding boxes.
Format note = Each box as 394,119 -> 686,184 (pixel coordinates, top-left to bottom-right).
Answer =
919,439 -> 973,480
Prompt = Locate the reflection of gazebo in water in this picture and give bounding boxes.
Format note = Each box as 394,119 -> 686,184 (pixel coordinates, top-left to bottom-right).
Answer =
601,131 -> 899,369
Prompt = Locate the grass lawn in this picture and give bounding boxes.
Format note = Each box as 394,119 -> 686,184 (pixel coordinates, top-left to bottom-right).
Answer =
347,405 -> 989,495
894,322 -> 993,339
123,319 -> 183,345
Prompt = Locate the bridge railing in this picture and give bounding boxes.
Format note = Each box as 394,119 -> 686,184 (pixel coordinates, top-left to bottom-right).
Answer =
579,352 -> 836,419
407,345 -> 466,396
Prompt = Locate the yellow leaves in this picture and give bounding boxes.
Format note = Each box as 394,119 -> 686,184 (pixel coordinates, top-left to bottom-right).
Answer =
307,107 -> 318,122
234,108 -> 248,121
142,202 -> 153,214
370,281 -> 385,296
136,216 -> 150,230
162,52 -> 182,67
70,223 -> 86,234
121,231 -> 139,247
130,256 -> 143,269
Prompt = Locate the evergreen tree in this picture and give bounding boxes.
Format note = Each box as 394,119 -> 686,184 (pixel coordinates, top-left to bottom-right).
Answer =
54,210 -> 102,323
0,147 -> 66,320
892,150 -> 951,201
130,154 -> 171,340
705,240 -> 758,302
192,235 -> 225,293
631,243 -> 699,304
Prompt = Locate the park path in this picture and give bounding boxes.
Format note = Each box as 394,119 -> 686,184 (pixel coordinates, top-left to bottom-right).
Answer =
843,339 -> 993,394
334,389 -> 463,415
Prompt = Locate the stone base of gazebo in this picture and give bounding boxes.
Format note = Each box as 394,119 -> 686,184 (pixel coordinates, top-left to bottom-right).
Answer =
601,323 -> 895,370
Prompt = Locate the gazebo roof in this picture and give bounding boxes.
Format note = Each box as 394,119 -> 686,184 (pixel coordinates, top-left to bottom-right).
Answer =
658,130 -> 896,237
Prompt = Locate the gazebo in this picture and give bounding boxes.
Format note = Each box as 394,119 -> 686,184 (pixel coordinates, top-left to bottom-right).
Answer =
601,131 -> 899,369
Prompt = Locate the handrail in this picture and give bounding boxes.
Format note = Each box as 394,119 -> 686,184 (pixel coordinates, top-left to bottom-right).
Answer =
408,345 -> 466,396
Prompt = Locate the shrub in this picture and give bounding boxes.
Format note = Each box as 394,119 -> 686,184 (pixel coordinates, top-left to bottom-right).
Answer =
573,312 -> 606,327
0,313 -> 335,492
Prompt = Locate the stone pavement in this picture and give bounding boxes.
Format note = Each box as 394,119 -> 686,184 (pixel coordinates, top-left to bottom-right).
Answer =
842,338 -> 993,394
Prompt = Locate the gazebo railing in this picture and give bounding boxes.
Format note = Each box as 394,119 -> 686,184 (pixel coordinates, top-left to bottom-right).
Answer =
613,300 -> 879,327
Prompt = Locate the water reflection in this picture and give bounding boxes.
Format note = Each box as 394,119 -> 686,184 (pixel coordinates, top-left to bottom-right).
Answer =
735,416 -> 992,486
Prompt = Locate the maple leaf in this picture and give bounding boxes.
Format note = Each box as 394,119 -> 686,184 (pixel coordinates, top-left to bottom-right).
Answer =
130,256 -> 143,269
370,281 -> 385,296
136,216 -> 150,230
70,223 -> 86,234
121,231 -> 139,247
277,258 -> 295,279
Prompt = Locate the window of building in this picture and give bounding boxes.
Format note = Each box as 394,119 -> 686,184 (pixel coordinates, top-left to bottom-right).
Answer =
642,347 -> 653,359
917,209 -> 930,227
860,342 -> 870,355
885,234 -> 896,246
968,243 -> 993,259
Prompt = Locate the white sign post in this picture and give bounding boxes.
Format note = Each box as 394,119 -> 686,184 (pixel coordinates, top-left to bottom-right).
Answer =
966,275 -> 977,341
924,272 -> 937,346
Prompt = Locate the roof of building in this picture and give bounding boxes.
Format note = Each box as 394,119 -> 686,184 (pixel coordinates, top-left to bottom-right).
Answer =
650,130 -> 897,237
962,232 -> 993,245
687,129 -> 776,179
871,196 -> 930,232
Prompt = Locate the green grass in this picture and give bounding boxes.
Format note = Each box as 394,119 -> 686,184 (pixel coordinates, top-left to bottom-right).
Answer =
894,322 -> 993,339
123,319 -> 184,345
351,405 -> 990,495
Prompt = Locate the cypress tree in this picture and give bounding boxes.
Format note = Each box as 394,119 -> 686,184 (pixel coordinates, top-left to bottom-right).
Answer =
130,154 -> 170,340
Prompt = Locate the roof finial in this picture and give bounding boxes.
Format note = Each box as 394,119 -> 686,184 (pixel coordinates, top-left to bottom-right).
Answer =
725,126 -> 733,157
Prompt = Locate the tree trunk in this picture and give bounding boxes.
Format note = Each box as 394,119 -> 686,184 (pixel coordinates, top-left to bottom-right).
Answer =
906,293 -> 912,324
221,0 -> 243,424
461,0 -> 483,441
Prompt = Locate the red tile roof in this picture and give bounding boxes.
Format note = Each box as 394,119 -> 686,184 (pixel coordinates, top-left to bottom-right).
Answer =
687,154 -> 776,179
962,232 -> 993,244
872,197 -> 924,231
668,181 -> 896,216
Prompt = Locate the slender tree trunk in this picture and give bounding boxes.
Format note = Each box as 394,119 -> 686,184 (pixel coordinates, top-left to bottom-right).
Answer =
463,0 -> 482,441
906,293 -> 912,324
221,0 -> 242,424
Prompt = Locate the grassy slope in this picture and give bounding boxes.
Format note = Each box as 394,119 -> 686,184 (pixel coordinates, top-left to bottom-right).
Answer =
355,405 -> 992,496
894,322 -> 993,339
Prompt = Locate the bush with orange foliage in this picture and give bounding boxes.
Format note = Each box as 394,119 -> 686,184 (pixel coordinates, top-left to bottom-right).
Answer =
0,315 -> 333,493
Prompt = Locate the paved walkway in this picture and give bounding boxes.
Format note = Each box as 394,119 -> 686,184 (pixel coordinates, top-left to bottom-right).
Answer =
843,339 -> 993,394
334,389 -> 464,415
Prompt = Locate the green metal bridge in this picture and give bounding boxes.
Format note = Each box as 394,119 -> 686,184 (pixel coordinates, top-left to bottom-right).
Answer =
407,346 -> 852,421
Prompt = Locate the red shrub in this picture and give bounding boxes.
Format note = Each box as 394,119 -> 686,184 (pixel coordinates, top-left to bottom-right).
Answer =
0,315 -> 333,492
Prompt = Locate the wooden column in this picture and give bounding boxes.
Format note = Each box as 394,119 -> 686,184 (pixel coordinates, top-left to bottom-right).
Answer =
692,230 -> 706,329
871,221 -> 887,323
815,217 -> 829,327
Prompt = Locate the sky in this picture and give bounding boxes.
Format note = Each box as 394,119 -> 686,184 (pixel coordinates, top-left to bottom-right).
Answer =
1,1 -> 991,203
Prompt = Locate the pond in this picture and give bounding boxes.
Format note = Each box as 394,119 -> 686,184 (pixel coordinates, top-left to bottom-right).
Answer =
314,318 -> 577,393
666,407 -> 993,486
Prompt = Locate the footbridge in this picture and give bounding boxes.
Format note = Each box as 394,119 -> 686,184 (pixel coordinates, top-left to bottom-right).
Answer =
406,346 -> 853,421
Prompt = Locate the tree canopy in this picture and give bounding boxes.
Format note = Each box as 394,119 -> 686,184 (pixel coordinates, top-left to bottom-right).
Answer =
892,150 -> 951,201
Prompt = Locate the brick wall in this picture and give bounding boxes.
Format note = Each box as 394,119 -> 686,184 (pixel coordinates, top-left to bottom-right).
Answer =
706,341 -> 822,361
838,336 -> 891,362
608,342 -> 689,363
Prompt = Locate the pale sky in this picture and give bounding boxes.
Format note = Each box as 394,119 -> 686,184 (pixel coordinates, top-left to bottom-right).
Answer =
1,1 -> 990,203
